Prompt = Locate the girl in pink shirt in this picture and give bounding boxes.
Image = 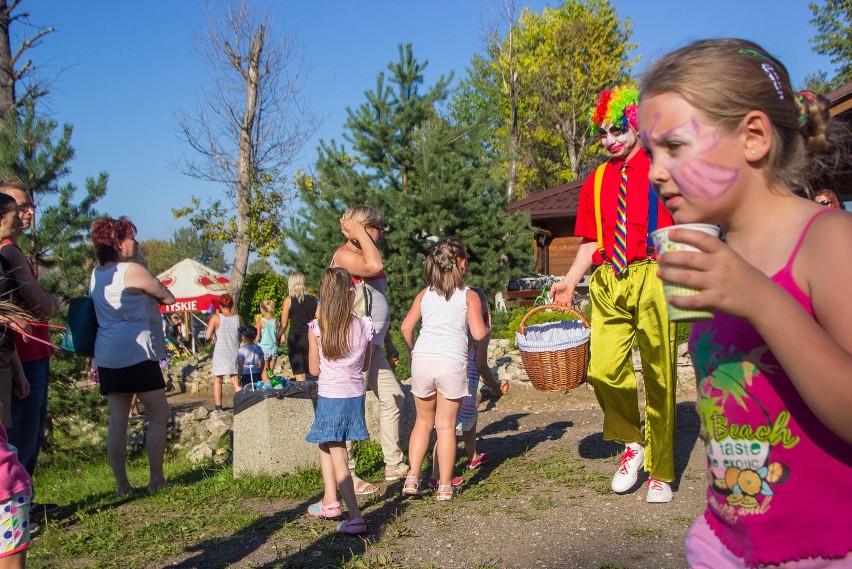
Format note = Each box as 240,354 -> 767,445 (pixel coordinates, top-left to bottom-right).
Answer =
640,39 -> 852,567
304,268 -> 373,535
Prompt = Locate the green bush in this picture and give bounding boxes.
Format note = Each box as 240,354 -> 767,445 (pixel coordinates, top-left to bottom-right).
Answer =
491,306 -> 528,340
238,272 -> 289,321
386,328 -> 410,380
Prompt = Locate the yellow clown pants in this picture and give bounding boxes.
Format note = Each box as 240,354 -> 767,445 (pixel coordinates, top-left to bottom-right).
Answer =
588,259 -> 677,483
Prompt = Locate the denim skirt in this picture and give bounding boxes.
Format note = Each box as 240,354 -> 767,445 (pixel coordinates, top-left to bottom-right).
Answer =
305,395 -> 369,444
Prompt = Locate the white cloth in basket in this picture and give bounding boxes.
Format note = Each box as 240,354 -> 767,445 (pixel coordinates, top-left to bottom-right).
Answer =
516,320 -> 590,353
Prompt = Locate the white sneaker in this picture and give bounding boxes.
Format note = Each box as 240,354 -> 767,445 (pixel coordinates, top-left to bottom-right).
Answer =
611,442 -> 644,493
646,477 -> 673,503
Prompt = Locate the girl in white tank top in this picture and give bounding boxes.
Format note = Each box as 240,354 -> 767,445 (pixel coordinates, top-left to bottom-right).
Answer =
400,238 -> 489,501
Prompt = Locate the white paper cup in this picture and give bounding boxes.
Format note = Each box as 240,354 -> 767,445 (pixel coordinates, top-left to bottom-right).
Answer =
651,223 -> 722,322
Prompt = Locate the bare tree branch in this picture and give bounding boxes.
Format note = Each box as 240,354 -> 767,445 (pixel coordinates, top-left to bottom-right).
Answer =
173,0 -> 318,306
11,25 -> 52,64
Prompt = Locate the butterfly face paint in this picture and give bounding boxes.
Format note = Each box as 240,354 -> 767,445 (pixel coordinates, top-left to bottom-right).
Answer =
640,98 -> 739,202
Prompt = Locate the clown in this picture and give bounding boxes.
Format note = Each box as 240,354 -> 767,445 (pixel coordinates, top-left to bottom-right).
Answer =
552,87 -> 678,502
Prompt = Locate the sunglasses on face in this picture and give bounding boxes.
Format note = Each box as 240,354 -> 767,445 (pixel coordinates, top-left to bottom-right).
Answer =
17,203 -> 35,212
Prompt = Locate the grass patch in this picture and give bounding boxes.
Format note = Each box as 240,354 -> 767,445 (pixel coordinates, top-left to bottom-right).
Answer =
530,494 -> 560,510
527,453 -> 612,494
626,527 -> 663,539
671,515 -> 695,528
28,437 -> 402,568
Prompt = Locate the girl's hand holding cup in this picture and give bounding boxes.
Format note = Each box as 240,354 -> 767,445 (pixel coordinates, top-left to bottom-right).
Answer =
652,224 -> 722,321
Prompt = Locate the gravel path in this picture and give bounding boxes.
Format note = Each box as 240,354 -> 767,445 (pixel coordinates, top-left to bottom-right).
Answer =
159,371 -> 706,568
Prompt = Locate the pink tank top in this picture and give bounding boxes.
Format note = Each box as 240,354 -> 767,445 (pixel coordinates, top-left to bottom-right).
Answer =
689,210 -> 852,566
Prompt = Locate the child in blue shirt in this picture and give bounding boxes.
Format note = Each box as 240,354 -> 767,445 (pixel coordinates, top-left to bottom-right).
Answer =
236,326 -> 269,387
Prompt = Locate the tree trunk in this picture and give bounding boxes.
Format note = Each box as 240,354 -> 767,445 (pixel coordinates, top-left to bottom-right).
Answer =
0,1 -> 16,121
229,25 -> 263,309
507,99 -> 518,202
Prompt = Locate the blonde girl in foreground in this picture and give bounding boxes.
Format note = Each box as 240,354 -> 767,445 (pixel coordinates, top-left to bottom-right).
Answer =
400,238 -> 488,501
639,38 -> 852,567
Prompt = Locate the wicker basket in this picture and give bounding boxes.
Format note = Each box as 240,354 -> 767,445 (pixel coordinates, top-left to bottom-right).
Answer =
517,304 -> 590,392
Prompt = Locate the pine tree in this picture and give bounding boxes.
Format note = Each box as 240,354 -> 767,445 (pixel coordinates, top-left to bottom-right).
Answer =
278,45 -> 531,318
0,102 -> 106,298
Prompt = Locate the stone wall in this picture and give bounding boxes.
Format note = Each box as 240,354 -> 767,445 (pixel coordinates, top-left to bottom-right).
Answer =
132,339 -> 696,467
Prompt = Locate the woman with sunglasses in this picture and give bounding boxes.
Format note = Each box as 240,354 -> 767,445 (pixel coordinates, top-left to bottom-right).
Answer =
329,204 -> 407,494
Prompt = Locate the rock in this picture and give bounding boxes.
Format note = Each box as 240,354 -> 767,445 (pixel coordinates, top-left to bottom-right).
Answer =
204,415 -> 231,439
193,406 -> 210,420
188,442 -> 214,463
213,447 -> 230,465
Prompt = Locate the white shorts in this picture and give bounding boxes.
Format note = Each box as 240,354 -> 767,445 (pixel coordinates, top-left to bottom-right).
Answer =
261,346 -> 278,360
410,353 -> 469,400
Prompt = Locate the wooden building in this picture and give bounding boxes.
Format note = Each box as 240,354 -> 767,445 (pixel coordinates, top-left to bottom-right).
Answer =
826,81 -> 852,203
506,180 -> 584,278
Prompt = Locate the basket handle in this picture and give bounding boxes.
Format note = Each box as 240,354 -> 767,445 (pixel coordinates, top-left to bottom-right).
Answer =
518,303 -> 590,336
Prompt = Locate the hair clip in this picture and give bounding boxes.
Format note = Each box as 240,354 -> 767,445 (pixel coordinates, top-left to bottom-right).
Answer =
348,286 -> 355,292
760,63 -> 784,100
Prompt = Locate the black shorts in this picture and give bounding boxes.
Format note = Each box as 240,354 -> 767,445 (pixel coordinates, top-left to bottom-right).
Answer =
98,359 -> 166,395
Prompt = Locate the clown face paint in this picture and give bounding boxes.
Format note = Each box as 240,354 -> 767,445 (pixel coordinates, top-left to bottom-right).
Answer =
598,122 -> 639,161
640,94 -> 739,205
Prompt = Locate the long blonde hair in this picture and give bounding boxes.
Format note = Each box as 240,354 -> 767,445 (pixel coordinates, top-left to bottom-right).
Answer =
425,238 -> 467,301
317,267 -> 355,359
288,272 -> 307,302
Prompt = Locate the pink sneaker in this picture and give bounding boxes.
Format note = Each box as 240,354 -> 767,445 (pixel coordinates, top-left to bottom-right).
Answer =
468,452 -> 490,469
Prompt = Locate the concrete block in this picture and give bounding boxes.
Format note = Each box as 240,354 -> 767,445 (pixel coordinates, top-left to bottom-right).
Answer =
232,394 -> 317,478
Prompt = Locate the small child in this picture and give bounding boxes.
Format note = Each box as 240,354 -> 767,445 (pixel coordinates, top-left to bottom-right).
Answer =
401,238 -> 489,501
0,400 -> 32,567
430,287 -> 509,488
236,326 -> 269,387
305,267 -> 373,535
640,38 -> 852,566
255,300 -> 280,373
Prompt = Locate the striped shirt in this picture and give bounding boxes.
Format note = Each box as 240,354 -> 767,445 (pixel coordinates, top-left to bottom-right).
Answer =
309,316 -> 374,398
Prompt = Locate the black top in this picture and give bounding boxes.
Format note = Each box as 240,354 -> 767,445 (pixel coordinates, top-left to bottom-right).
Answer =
288,295 -> 318,336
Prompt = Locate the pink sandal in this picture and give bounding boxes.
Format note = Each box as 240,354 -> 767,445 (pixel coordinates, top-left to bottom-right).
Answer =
337,517 -> 367,534
306,500 -> 342,519
401,475 -> 421,496
435,484 -> 454,502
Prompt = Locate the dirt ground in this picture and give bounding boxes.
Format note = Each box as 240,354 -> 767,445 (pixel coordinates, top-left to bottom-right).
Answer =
156,373 -> 706,569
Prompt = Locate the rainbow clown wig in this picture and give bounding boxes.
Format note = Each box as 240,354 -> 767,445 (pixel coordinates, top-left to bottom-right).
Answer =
589,87 -> 639,135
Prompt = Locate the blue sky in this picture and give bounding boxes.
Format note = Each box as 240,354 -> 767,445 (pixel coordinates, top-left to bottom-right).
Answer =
26,1 -> 833,254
